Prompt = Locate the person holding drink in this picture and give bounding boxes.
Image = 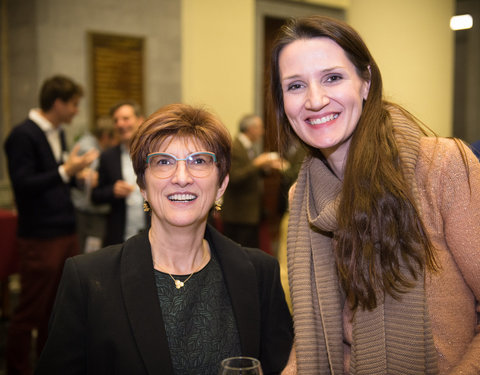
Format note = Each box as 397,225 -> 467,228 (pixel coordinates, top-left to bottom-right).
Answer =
35,103 -> 293,374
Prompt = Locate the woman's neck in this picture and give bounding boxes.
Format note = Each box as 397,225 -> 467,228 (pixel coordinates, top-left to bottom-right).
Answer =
148,224 -> 210,275
320,139 -> 351,180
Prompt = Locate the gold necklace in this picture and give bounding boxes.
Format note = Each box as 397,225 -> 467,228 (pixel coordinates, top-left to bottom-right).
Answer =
153,240 -> 208,289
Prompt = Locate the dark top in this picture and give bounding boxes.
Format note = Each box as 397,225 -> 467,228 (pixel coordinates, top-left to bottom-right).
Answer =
471,140 -> 480,160
90,145 -> 127,245
91,145 -> 149,246
35,225 -> 293,375
4,118 -> 76,238
155,252 -> 242,374
222,137 -> 264,225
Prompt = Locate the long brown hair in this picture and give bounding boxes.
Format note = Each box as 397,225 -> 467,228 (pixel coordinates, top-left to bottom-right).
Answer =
269,16 -> 438,311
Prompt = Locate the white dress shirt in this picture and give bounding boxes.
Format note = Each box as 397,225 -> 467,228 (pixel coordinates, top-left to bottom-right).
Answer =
29,109 -> 70,183
120,144 -> 145,241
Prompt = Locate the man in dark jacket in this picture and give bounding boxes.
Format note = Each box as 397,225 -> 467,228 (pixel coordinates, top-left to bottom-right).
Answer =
91,100 -> 148,246
4,75 -> 98,375
222,114 -> 285,248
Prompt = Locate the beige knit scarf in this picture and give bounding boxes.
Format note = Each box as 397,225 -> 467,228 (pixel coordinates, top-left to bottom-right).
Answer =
287,108 -> 438,374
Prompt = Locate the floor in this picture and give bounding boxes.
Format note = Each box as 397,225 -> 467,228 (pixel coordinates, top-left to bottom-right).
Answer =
1,275 -> 20,375
0,316 -> 6,375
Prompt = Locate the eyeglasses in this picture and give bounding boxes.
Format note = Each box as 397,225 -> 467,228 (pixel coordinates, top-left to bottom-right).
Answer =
146,151 -> 217,178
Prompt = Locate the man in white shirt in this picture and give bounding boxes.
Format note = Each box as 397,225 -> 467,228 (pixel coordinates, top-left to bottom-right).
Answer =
92,100 -> 148,246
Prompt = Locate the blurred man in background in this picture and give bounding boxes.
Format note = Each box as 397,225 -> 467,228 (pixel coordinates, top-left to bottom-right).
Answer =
4,75 -> 98,375
222,114 -> 286,248
71,116 -> 118,252
92,100 -> 148,246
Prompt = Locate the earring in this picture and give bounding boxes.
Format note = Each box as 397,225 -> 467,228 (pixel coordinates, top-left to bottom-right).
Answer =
143,201 -> 151,212
214,200 -> 222,212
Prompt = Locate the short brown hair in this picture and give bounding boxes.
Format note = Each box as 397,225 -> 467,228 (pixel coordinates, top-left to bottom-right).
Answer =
39,75 -> 83,111
130,103 -> 231,189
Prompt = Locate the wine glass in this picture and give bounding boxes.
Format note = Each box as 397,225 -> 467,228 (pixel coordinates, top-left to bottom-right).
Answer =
218,356 -> 263,375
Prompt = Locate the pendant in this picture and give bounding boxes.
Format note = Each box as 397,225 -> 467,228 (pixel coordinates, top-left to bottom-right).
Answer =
174,279 -> 185,289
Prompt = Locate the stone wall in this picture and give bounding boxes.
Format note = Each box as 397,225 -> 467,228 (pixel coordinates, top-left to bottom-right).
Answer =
0,0 -> 181,208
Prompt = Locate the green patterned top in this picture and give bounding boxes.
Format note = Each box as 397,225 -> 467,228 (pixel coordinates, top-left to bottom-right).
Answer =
154,251 -> 241,375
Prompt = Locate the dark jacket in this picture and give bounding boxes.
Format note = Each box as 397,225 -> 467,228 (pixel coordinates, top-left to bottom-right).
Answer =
91,145 -> 148,246
4,119 -> 76,238
35,225 -> 293,375
222,137 -> 263,225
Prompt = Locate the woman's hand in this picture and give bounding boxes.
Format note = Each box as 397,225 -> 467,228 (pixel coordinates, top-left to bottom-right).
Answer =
288,182 -> 297,205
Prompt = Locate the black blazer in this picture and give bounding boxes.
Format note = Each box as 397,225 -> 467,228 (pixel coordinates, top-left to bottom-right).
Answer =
35,225 -> 293,375
91,145 -> 148,246
4,119 -> 76,238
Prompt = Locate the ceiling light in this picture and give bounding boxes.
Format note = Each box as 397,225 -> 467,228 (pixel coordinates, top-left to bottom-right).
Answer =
450,14 -> 473,30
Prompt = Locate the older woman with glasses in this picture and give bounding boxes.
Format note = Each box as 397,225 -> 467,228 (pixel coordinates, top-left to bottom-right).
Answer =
35,103 -> 293,375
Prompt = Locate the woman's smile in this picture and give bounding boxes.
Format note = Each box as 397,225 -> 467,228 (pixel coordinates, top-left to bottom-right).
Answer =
279,37 -> 369,165
306,112 -> 340,126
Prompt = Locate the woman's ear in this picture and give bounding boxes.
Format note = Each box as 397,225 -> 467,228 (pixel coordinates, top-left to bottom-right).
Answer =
216,174 -> 230,201
363,66 -> 372,101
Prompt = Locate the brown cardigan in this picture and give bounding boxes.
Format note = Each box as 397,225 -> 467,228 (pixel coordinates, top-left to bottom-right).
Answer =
287,109 -> 480,374
342,136 -> 480,374
415,136 -> 480,374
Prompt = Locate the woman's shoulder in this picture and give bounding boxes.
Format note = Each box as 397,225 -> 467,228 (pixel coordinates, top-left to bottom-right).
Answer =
239,244 -> 276,259
419,136 -> 478,167
68,243 -> 124,271
241,247 -> 278,270
207,225 -> 278,268
420,136 -> 459,151
417,137 -> 480,201
229,244 -> 280,281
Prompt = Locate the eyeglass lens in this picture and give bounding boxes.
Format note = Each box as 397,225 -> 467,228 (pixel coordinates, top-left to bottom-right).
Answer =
148,152 -> 216,178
